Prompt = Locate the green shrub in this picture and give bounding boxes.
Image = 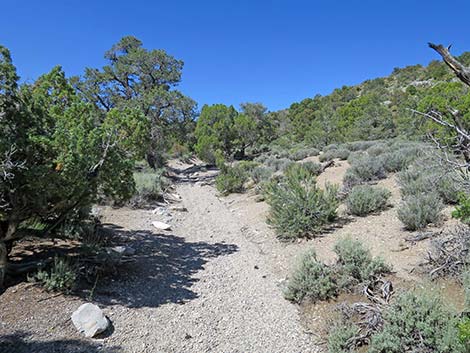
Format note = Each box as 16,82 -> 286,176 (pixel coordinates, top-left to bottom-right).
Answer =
345,185 -> 391,216
380,146 -> 421,172
453,194 -> 470,225
367,143 -> 387,156
250,165 -> 275,184
215,164 -> 249,195
398,163 -> 461,204
284,249 -> 337,303
334,238 -> 391,288
368,291 -> 464,353
265,156 -> 294,172
319,148 -> 350,162
397,193 -> 444,230
327,323 -> 358,353
296,161 -> 323,176
30,256 -> 77,293
291,147 -> 320,161
343,155 -> 386,189
324,143 -> 339,152
347,151 -> 366,165
265,166 -> 339,239
348,140 -> 380,151
129,168 -> 168,207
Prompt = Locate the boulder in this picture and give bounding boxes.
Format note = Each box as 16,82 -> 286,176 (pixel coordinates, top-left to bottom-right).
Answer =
71,303 -> 109,338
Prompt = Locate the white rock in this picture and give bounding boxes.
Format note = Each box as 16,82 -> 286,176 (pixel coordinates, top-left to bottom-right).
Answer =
71,303 -> 109,338
152,221 -> 172,231
152,207 -> 167,215
108,245 -> 135,256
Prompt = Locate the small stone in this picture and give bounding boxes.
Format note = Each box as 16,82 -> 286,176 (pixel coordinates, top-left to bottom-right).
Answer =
152,221 -> 172,231
170,205 -> 188,212
108,246 -> 135,256
71,303 -> 109,338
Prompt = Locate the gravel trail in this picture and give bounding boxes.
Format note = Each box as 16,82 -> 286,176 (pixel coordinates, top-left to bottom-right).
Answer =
0,165 -> 319,353
103,166 -> 319,353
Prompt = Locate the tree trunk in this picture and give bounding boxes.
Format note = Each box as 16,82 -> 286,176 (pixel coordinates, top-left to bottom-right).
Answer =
0,241 -> 7,288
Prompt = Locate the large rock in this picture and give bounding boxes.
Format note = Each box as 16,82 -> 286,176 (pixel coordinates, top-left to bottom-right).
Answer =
152,221 -> 172,231
71,303 -> 109,338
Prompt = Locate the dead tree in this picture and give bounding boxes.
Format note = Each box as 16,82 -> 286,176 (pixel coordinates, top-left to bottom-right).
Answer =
411,44 -> 470,172
428,43 -> 470,87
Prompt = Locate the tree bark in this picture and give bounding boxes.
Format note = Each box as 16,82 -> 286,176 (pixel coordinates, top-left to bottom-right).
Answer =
0,241 -> 7,288
429,43 -> 470,86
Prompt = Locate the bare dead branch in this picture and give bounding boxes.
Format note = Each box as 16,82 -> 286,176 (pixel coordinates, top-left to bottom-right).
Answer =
429,42 -> 470,86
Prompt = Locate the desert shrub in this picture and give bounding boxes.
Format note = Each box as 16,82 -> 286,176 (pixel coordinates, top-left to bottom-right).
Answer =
250,165 -> 275,184
265,156 -> 294,172
368,291 -> 464,353
398,162 -> 461,204
347,151 -> 366,165
437,173 -> 462,204
397,193 -> 444,230
367,143 -> 387,156
215,164 -> 249,195
319,148 -> 350,162
348,140 -> 381,151
345,185 -> 391,216
323,143 -> 339,152
319,150 -> 335,162
343,155 -> 386,189
265,166 -> 339,239
380,146 -> 421,172
334,238 -> 391,288
295,161 -> 323,176
327,323 -> 359,353
30,257 -> 77,293
452,193 -> 470,224
128,168 -> 168,208
284,249 -> 337,303
291,147 -> 320,161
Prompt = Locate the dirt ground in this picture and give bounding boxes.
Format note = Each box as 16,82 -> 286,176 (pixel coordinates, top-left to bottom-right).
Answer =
0,158 -> 462,352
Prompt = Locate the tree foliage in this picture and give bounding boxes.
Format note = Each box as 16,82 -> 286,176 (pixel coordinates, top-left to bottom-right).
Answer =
73,36 -> 196,168
0,45 -> 148,286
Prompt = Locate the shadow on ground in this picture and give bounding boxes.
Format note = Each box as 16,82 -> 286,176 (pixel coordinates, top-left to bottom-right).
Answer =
0,331 -> 121,353
84,226 -> 239,308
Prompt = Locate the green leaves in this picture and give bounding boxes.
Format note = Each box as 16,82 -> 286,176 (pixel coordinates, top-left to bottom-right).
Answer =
0,50 -> 149,240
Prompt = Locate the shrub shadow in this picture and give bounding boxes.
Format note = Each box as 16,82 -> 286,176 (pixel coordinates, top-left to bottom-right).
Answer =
0,331 -> 121,353
84,226 -> 238,308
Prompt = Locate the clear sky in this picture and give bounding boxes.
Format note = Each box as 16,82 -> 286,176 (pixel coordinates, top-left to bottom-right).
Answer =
2,0 -> 470,111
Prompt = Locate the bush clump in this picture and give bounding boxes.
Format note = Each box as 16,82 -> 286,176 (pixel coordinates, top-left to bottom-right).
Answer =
265,156 -> 294,172
327,323 -> 359,353
319,148 -> 350,162
380,146 -> 421,172
128,168 -> 168,208
343,155 -> 386,189
398,161 -> 461,204
285,238 -> 391,304
291,147 -> 320,161
265,166 -> 339,239
345,185 -> 391,216
397,193 -> 444,230
368,291 -> 465,353
30,256 -> 77,293
215,165 -> 248,195
284,249 -> 337,303
250,165 -> 275,184
334,238 -> 391,288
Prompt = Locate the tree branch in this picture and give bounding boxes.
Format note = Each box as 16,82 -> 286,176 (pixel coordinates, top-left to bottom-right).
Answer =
428,42 -> 470,86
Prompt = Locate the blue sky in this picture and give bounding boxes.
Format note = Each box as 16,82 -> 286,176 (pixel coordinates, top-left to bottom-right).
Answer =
2,0 -> 470,111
